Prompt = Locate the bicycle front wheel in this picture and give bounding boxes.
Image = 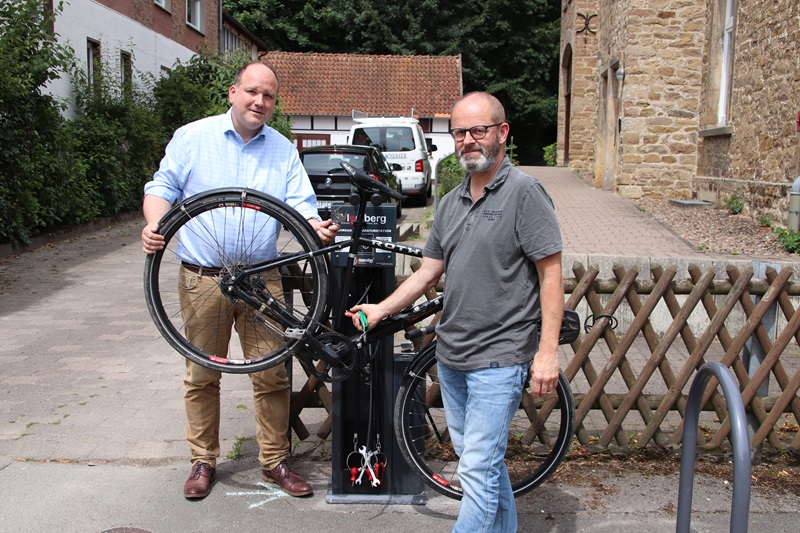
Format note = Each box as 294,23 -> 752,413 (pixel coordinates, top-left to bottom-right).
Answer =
143,188 -> 330,373
394,343 -> 575,500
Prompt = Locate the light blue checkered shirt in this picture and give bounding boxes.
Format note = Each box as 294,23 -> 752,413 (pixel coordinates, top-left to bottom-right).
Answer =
144,110 -> 318,267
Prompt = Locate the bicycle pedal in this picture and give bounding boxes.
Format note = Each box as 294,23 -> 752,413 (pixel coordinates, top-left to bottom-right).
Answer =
284,328 -> 305,339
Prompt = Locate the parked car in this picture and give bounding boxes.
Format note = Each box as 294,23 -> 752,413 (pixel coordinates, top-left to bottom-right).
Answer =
350,116 -> 436,205
299,144 -> 404,220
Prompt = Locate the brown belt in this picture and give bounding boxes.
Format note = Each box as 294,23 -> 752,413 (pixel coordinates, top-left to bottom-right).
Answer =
181,262 -> 224,276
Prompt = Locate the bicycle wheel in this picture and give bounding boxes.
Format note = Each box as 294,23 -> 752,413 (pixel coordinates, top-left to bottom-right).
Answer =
144,188 -> 330,374
394,343 -> 575,499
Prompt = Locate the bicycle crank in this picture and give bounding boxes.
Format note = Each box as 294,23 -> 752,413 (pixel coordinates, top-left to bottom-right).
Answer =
296,332 -> 357,383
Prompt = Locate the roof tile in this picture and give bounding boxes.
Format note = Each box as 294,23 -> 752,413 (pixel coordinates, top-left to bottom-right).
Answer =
263,52 -> 463,118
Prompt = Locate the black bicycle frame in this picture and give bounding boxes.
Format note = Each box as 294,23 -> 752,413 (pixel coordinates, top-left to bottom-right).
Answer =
226,187 -> 438,361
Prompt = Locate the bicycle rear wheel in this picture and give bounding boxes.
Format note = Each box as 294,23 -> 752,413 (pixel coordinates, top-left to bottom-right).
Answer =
394,343 -> 575,500
143,188 -> 330,373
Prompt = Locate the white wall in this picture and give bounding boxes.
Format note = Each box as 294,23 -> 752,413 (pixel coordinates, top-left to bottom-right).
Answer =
46,1 -> 197,116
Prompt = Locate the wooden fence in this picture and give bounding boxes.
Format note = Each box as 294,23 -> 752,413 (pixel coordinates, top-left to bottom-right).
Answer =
563,261 -> 800,452
289,260 -> 800,453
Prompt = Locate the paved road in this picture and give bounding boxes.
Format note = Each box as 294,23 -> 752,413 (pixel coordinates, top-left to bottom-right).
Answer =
0,168 -> 797,532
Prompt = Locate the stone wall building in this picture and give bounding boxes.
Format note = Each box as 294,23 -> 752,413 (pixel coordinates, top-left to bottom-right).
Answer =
559,0 -> 800,225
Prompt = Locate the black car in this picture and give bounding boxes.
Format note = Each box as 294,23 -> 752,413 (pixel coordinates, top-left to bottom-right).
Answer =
299,144 -> 403,219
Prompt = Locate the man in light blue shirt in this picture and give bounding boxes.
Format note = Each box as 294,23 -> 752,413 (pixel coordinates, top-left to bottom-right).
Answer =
142,62 -> 337,500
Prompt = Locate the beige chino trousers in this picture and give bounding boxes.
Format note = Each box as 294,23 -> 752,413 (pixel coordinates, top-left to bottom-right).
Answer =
178,265 -> 289,470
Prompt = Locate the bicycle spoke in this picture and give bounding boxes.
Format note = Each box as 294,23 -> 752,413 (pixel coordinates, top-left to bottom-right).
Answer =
395,346 -> 575,500
144,189 -> 330,374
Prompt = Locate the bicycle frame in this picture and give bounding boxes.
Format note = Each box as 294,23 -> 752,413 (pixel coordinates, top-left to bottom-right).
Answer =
223,178 -> 440,368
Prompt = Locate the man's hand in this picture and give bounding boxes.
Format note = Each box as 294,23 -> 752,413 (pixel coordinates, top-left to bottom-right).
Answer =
308,218 -> 339,245
141,195 -> 171,255
530,350 -> 559,397
141,222 -> 165,254
345,304 -> 388,332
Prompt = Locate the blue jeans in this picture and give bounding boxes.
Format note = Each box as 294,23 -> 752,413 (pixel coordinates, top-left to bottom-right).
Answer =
437,361 -> 528,533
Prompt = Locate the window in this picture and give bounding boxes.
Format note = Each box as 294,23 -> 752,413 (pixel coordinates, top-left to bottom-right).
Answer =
186,0 -> 203,32
704,0 -> 738,128
120,51 -> 132,94
154,0 -> 171,10
87,39 -> 101,93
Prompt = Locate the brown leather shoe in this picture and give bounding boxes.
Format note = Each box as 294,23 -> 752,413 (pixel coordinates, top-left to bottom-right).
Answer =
262,461 -> 313,497
184,462 -> 216,499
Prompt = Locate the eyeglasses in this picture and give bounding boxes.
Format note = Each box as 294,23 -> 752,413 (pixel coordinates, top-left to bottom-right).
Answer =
449,123 -> 503,141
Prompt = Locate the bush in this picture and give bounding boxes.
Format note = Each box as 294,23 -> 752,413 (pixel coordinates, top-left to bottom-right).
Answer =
436,155 -> 466,202
773,228 -> 800,254
725,194 -> 744,215
71,62 -> 163,217
543,142 -> 557,166
0,27 -> 296,245
0,0 -> 84,244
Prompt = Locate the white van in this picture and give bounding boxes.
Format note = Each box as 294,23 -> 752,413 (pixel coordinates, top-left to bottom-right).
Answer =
350,117 -> 436,204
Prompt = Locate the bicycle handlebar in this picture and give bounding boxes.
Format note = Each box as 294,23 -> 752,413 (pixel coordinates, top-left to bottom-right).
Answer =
340,161 -> 406,202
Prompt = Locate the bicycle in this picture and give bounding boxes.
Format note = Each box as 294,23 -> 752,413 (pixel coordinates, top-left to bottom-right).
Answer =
143,161 -> 578,499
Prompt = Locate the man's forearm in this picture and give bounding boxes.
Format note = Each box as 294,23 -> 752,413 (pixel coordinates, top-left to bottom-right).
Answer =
143,194 -> 172,225
536,252 -> 564,352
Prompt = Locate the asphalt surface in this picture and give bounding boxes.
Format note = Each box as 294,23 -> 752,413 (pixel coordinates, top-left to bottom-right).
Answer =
1,167 -> 798,533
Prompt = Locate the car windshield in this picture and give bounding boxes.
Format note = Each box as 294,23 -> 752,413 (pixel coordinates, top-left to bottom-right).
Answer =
352,127 -> 415,152
301,153 -> 369,174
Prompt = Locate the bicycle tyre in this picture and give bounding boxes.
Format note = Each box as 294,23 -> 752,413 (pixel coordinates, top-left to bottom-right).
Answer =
394,343 -> 575,500
143,188 -> 330,374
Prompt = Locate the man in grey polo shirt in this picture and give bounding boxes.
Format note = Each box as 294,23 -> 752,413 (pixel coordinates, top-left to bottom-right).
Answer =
349,91 -> 563,532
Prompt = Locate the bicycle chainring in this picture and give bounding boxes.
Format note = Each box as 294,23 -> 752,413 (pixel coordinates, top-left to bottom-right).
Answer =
297,332 -> 357,383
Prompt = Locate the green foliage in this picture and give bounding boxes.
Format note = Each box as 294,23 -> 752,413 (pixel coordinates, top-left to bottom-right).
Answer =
436,155 -> 466,201
773,228 -> 800,254
543,142 -> 557,166
70,60 -> 163,217
0,0 -> 87,244
757,215 -> 772,227
724,194 -> 744,215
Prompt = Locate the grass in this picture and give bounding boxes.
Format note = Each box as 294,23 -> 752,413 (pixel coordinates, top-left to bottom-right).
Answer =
226,436 -> 254,460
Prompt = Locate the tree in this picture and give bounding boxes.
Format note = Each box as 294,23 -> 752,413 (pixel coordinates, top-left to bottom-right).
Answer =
224,0 -> 561,163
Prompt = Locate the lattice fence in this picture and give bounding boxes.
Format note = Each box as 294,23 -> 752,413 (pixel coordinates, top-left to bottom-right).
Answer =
564,261 -> 800,451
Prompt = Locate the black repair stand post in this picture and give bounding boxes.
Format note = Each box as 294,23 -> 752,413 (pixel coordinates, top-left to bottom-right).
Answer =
326,205 -> 425,505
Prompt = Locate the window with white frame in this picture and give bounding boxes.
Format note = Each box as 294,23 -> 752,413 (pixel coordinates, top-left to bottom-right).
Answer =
154,0 -> 171,10
186,0 -> 204,32
704,0 -> 738,128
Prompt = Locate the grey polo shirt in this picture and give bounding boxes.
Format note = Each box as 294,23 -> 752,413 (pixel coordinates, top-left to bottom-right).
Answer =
423,157 -> 562,370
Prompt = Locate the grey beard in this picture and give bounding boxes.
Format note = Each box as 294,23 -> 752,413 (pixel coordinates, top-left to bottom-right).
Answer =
458,146 -> 497,174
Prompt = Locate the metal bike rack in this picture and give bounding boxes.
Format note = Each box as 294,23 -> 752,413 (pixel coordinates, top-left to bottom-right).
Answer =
676,362 -> 751,533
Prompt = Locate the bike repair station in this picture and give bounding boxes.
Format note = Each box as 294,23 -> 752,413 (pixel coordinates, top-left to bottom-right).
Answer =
325,203 -> 425,504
